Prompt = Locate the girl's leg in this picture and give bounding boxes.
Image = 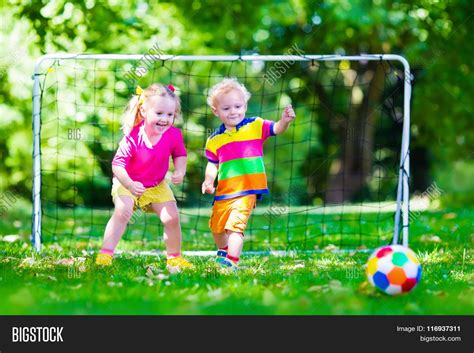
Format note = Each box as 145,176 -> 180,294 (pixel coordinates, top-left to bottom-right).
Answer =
151,201 -> 181,255
101,195 -> 134,251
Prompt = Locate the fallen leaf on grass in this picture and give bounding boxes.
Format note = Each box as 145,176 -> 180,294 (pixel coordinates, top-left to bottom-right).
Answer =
145,263 -> 163,275
48,292 -> 61,301
426,289 -> 446,297
442,212 -> 457,220
157,273 -> 168,281
186,294 -> 199,302
34,273 -> 57,281
420,235 -> 442,243
328,280 -> 350,294
133,276 -> 154,286
19,257 -> 36,268
356,281 -> 381,297
404,303 -> 422,313
324,244 -> 340,252
48,243 -> 64,252
146,267 -> 154,277
207,288 -> 223,300
57,258 -> 75,266
280,262 -> 305,271
307,285 -> 324,292
2,235 -> 21,242
107,282 -> 123,288
1,256 -> 19,263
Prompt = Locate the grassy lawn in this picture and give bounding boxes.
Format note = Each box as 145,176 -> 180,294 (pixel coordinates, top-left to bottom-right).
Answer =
0,206 -> 472,315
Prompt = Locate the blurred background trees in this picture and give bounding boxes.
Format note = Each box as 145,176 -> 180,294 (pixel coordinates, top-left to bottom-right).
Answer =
0,0 -> 472,208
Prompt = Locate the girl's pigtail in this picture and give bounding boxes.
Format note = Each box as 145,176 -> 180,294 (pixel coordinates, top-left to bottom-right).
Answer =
122,86 -> 145,135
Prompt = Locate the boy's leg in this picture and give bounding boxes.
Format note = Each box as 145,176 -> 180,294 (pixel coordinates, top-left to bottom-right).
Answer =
219,195 -> 256,267
212,232 -> 228,248
97,195 -> 134,265
226,230 -> 244,264
212,232 -> 229,257
210,201 -> 229,258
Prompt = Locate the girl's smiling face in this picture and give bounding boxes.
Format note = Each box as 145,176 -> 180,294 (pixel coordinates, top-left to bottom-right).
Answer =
212,89 -> 247,129
141,95 -> 176,136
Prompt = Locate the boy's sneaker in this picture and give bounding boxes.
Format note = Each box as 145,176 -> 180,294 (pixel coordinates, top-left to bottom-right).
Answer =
166,256 -> 194,273
95,253 -> 113,266
216,249 -> 228,261
216,257 -> 238,271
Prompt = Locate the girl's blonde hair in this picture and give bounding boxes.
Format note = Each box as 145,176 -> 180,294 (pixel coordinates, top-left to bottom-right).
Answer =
122,83 -> 181,134
207,77 -> 251,108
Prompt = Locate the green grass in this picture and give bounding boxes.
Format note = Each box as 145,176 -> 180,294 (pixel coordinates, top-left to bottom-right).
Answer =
0,206 -> 472,315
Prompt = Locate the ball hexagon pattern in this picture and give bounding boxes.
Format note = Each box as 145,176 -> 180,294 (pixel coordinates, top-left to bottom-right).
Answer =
366,245 -> 422,295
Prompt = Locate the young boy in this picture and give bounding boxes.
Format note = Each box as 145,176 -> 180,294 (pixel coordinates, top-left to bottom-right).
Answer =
202,78 -> 295,270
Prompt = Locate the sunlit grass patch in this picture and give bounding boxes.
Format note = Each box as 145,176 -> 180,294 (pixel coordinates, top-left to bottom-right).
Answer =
0,208 -> 472,315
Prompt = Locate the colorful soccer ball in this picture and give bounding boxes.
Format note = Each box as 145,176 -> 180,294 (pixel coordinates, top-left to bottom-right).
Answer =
366,245 -> 422,295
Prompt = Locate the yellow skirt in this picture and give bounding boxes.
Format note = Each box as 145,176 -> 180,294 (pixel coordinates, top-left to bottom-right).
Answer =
111,178 -> 175,212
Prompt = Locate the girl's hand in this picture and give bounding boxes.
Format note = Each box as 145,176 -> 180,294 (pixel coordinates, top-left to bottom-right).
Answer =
171,170 -> 185,184
201,181 -> 215,194
128,181 -> 145,197
281,104 -> 296,123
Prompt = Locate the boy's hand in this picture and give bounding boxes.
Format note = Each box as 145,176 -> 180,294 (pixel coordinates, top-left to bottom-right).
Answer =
281,104 -> 296,123
171,170 -> 185,184
201,181 -> 215,194
128,181 -> 145,197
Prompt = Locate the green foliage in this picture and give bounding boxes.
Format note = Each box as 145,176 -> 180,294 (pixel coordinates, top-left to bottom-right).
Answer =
0,0 -> 472,207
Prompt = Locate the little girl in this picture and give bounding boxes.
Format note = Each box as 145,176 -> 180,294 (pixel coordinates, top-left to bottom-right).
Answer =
96,83 -> 193,271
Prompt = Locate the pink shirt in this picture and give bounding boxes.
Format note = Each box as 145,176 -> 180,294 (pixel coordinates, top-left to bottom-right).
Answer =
112,122 -> 187,188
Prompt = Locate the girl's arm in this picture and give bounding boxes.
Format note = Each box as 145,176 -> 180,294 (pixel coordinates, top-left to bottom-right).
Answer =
171,156 -> 187,184
201,162 -> 218,194
273,104 -> 296,135
112,165 -> 145,196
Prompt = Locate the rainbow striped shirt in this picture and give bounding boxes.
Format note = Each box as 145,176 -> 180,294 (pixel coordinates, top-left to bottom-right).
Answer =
205,117 -> 275,201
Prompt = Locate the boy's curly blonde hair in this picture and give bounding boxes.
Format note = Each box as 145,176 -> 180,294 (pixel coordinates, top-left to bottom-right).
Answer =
207,77 -> 251,108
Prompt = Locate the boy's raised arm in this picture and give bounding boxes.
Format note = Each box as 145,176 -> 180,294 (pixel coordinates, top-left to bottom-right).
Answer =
273,104 -> 296,135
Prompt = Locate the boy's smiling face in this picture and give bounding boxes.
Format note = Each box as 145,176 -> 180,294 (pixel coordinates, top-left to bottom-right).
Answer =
212,89 -> 247,129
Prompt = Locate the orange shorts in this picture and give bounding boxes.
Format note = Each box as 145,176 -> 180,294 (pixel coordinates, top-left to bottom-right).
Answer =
209,195 -> 257,234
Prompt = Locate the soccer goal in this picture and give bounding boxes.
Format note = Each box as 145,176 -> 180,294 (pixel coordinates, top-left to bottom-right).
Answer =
31,54 -> 412,253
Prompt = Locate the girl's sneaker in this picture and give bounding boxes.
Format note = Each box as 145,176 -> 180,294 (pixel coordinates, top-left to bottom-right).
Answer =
95,253 -> 113,266
166,256 -> 194,272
